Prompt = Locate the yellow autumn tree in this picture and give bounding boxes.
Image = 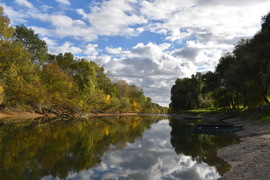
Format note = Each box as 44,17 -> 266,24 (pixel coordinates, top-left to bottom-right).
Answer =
0,84 -> 3,104
41,63 -> 78,108
0,6 -> 14,40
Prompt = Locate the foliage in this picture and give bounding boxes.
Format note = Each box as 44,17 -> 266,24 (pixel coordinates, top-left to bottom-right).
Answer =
13,25 -> 48,66
0,6 -> 14,40
0,6 -> 166,114
170,11 -> 270,113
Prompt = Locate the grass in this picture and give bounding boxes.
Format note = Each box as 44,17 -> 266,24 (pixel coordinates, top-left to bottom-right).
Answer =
242,105 -> 270,123
186,108 -> 218,113
174,104 -> 270,123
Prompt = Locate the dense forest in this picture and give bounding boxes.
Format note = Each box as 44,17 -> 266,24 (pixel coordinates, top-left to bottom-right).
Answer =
0,7 -> 167,114
170,12 -> 270,113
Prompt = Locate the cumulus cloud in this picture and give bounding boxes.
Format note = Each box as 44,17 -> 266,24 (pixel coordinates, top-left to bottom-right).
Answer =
48,41 -> 83,55
83,43 -> 99,57
27,12 -> 98,41
86,0 -> 147,36
94,42 -> 198,106
141,0 -> 270,42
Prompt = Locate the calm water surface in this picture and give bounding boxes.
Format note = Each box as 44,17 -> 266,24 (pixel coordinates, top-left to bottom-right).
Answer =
0,116 -> 239,180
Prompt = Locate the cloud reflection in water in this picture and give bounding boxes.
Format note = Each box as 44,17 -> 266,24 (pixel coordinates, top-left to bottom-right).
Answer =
62,120 -> 220,180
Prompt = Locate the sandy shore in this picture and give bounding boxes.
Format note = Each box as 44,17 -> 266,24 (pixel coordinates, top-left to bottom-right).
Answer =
171,113 -> 270,180
217,116 -> 270,180
0,110 -> 45,120
0,110 -> 141,121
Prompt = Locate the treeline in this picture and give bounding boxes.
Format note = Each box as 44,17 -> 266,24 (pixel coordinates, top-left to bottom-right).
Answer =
170,12 -> 270,113
0,7 -> 167,114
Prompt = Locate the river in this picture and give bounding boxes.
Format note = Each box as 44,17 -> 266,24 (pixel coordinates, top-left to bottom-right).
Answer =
0,115 -> 239,180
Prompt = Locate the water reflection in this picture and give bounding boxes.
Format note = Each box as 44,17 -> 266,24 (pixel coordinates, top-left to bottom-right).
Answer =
0,116 -> 239,180
70,120 -> 222,180
0,116 -> 160,180
169,118 -> 240,176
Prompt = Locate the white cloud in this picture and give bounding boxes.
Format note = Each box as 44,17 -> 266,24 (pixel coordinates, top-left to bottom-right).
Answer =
55,0 -> 70,6
0,4 -> 28,24
141,0 -> 270,43
83,44 -> 99,57
42,37 -> 57,46
92,42 -> 197,106
15,0 -> 33,9
76,8 -> 88,19
29,26 -> 52,37
49,41 -> 83,55
30,13 -> 98,41
106,47 -> 130,56
40,5 -> 53,12
87,0 -> 147,36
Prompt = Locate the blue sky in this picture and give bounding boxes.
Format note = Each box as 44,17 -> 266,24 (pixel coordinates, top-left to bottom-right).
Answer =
1,0 -> 270,106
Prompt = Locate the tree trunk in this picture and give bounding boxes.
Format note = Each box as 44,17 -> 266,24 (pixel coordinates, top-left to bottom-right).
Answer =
263,88 -> 269,104
264,97 -> 269,104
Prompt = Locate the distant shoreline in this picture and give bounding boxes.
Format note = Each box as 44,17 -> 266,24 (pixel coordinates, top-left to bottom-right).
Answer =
0,110 -> 145,121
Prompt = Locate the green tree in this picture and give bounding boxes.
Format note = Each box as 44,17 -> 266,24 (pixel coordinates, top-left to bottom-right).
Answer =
13,25 -> 48,66
169,73 -> 204,112
56,52 -> 75,72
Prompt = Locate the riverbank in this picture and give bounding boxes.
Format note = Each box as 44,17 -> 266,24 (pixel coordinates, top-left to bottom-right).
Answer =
216,115 -> 270,180
0,110 -> 45,120
172,113 -> 270,180
0,110 -> 142,121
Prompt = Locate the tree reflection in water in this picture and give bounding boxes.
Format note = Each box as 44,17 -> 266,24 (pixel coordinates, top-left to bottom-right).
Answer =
0,116 -> 160,180
0,116 -> 239,180
169,118 -> 240,175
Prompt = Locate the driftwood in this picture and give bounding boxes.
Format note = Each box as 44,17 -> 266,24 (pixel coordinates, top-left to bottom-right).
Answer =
39,108 -> 71,117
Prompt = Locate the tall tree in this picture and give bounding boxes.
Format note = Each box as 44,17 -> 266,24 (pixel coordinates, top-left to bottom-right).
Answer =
13,25 -> 48,66
0,7 -> 45,108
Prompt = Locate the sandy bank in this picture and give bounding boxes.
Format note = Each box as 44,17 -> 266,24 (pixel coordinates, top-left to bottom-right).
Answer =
0,110 -> 45,120
171,113 -> 270,180
217,116 -> 270,180
0,110 -> 142,121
